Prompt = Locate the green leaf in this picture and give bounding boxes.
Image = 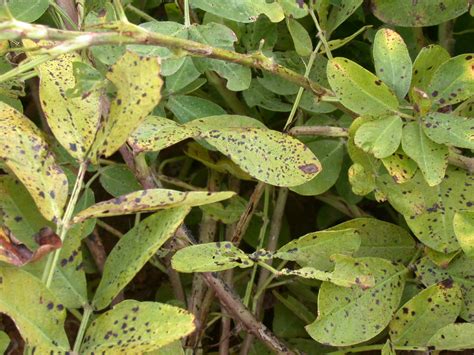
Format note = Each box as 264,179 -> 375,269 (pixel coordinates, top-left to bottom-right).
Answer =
0,267 -> 69,352
24,40 -> 102,161
428,323 -> 474,350
326,0 -> 363,34
422,112 -> 474,149
306,258 -> 406,346
382,340 -> 396,355
453,210 -> 474,258
373,28 -> 412,100
91,51 -> 163,160
99,165 -> 142,197
128,22 -> 187,76
277,0 -> 308,19
200,127 -> 321,187
171,242 -> 254,272
0,176 -> 52,248
81,300 -> 195,354
323,25 -> 372,54
428,54 -> 474,109
328,218 -> 416,264
189,0 -> 285,23
166,95 -> 226,124
281,255 -> 375,289
290,139 -> 344,196
389,281 -> 462,346
0,331 -> 9,354
66,61 -> 103,98
243,80 -> 293,112
378,168 -> 474,253
415,255 -> 474,322
371,0 -> 469,26
354,115 -> 403,159
0,102 -> 68,222
199,196 -> 247,224
72,189 -> 235,223
189,23 -> 251,91
381,151 -> 418,184
327,57 -> 399,116
3,0 -> 49,22
287,18 -> 312,57
165,57 -> 201,94
93,208 -> 190,310
410,45 -> 450,97
274,228 -> 361,271
401,122 -> 448,187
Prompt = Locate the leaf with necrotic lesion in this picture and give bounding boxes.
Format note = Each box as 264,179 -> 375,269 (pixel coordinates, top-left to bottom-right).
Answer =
91,51 -> 163,161
72,189 -> 235,223
0,101 -> 69,222
23,39 -> 102,161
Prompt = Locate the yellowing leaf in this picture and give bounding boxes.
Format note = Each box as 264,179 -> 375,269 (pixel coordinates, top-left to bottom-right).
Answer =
24,40 -> 101,161
381,151 -> 418,184
422,112 -> 474,149
327,57 -> 399,116
72,189 -> 235,223
92,51 -> 163,160
428,323 -> 474,350
81,300 -> 195,354
0,102 -> 68,222
201,128 -> 321,187
172,242 -> 254,272
93,208 -> 190,310
453,210 -> 474,258
0,267 -> 69,352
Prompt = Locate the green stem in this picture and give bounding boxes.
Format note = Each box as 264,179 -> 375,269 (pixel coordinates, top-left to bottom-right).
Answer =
42,161 -> 87,287
126,4 -> 157,22
257,260 -> 280,275
113,0 -> 129,22
72,304 -> 93,353
183,0 -> 191,27
310,9 -> 333,60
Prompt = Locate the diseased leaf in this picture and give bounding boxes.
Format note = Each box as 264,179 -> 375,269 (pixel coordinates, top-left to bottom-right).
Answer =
422,112 -> 474,149
428,54 -> 474,109
274,229 -> 361,271
453,210 -> 474,258
72,189 -> 235,223
91,51 -> 163,160
354,115 -> 403,159
290,139 -> 344,196
199,196 -> 247,224
378,168 -> 473,253
306,258 -> 406,346
428,323 -> 474,350
93,208 -> 190,310
371,0 -> 469,27
373,28 -> 412,100
327,57 -> 399,116
172,242 -> 254,272
326,0 -> 363,34
348,163 -> 376,196
24,40 -> 101,161
201,127 -> 321,187
410,45 -> 450,98
382,340 -> 396,355
81,300 -> 195,354
189,0 -> 285,23
401,122 -> 448,187
415,255 -> 474,322
287,18 -> 312,57
381,151 -> 418,184
281,255 -> 375,289
389,281 -> 462,346
328,218 -> 417,264
0,267 -> 69,352
0,102 -> 68,222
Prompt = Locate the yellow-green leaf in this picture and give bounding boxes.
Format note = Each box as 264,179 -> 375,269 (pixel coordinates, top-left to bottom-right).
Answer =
172,242 -> 254,272
428,323 -> 474,351
81,300 -> 195,354
93,208 -> 190,310
327,57 -> 399,116
72,189 -> 235,223
287,18 -> 312,57
422,112 -> 474,149
92,51 -> 163,160
24,40 -> 101,161
0,102 -> 68,222
401,122 -> 448,187
453,210 -> 474,258
0,267 -> 69,352
381,151 -> 418,184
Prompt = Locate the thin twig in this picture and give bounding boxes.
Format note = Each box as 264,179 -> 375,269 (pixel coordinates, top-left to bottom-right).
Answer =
289,125 -> 348,137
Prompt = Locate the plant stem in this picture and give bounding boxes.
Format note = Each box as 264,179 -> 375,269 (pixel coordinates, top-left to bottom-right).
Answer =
310,9 -> 333,60
72,304 -> 93,353
0,20 -> 333,98
42,161 -> 88,287
439,20 -> 455,55
126,4 -> 157,22
183,0 -> 191,27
